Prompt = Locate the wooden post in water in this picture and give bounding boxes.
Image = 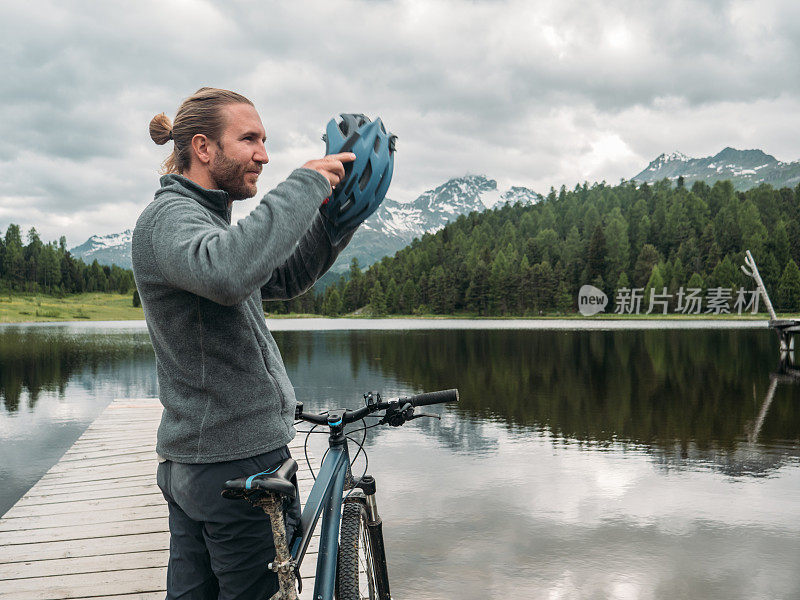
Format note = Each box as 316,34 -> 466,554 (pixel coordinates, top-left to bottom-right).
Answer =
741,250 -> 778,321
742,249 -> 800,362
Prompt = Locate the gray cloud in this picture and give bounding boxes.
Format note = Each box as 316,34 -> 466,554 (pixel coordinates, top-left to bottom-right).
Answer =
1,0 -> 799,244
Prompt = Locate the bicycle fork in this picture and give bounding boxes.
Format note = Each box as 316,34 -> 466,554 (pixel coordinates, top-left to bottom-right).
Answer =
355,475 -> 392,600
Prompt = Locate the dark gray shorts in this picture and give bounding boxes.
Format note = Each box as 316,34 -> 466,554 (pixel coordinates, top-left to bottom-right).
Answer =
156,445 -> 302,600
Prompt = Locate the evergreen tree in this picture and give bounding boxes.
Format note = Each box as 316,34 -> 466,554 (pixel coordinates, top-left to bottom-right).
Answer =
633,244 -> 660,287
400,279 -> 420,314
669,257 -> 685,294
769,221 -> 790,268
534,229 -> 560,265
738,199 -> 768,258
322,287 -> 342,316
604,208 -> 630,288
777,259 -> 800,312
562,226 -> 583,288
488,251 -> 509,314
343,257 -> 365,311
3,225 -> 24,288
687,272 -> 705,292
586,225 -> 607,283
759,252 -> 781,294
531,261 -> 555,311
644,265 -> 666,312
385,278 -> 399,314
519,254 -> 532,312
708,256 -> 738,290
369,280 -> 387,316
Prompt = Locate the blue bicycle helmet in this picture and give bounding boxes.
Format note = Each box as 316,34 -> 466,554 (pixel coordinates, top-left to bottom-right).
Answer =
319,113 -> 397,240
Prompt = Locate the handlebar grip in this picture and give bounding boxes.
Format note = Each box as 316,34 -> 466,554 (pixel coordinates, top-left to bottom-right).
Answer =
407,389 -> 459,407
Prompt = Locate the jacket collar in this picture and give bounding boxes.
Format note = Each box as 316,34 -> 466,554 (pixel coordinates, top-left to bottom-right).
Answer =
156,174 -> 232,224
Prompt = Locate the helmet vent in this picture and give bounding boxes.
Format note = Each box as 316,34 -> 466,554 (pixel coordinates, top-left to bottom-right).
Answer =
373,136 -> 381,154
358,161 -> 373,192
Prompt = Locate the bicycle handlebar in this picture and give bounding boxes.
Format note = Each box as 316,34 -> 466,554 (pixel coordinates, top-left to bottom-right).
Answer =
406,389 -> 459,407
296,389 -> 459,427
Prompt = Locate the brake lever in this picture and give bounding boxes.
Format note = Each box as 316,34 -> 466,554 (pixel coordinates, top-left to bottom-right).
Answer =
380,402 -> 442,426
408,413 -> 441,421
380,402 -> 414,427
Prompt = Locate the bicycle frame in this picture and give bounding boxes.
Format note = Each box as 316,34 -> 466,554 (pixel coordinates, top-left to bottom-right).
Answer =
290,435 -> 352,600
229,390 -> 458,600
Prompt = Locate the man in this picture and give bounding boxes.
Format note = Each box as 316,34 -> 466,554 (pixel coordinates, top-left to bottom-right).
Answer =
132,87 -> 357,599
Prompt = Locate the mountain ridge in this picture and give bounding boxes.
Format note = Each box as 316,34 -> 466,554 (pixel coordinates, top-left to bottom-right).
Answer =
69,176 -> 542,271
632,147 -> 800,190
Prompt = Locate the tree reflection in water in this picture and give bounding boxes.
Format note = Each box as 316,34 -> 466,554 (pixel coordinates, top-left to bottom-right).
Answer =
277,328 -> 800,474
0,327 -> 154,412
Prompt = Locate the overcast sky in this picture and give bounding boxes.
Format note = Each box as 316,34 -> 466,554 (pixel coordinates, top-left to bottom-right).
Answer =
1,0 -> 799,246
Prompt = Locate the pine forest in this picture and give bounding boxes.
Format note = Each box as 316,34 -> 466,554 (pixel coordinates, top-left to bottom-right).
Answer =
270,178 -> 800,316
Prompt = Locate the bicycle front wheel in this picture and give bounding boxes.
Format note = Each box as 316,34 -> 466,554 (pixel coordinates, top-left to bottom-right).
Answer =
337,501 -> 382,600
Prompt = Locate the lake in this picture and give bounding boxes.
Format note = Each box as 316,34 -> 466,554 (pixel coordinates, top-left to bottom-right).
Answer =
1,320 -> 798,599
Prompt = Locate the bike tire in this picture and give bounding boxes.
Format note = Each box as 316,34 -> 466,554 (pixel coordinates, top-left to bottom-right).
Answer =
336,501 -> 383,600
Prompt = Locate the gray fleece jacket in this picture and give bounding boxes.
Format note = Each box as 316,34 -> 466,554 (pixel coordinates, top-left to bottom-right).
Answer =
132,169 -> 350,463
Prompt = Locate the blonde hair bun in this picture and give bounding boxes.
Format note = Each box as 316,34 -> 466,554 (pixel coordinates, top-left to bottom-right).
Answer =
149,113 -> 173,145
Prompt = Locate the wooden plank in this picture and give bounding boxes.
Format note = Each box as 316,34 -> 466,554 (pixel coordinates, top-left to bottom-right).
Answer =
2,566 -> 167,599
59,448 -> 160,462
64,433 -> 158,443
0,517 -> 167,546
31,474 -> 155,493
58,442 -> 157,454
77,423 -> 160,432
47,454 -> 158,473
2,495 -> 168,520
67,431 -> 157,442
0,504 -> 167,532
16,488 -> 162,507
0,550 -> 170,580
0,532 -> 170,563
33,463 -> 160,483
20,482 -> 160,502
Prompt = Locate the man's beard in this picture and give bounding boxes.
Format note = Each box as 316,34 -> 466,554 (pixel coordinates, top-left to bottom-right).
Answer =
209,148 -> 259,200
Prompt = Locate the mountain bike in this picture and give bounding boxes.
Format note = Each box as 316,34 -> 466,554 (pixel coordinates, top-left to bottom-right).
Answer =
222,388 -> 460,600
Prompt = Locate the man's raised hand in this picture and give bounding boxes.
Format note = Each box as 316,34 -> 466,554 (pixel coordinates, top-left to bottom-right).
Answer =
302,153 -> 357,192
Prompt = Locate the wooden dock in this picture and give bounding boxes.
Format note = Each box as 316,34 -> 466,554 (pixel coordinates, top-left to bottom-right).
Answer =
0,398 -> 319,599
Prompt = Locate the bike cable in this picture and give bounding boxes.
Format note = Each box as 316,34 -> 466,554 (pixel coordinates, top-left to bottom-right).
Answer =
303,423 -> 320,481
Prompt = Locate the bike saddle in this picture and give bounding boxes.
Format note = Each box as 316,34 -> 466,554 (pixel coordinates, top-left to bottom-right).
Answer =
222,457 -> 298,500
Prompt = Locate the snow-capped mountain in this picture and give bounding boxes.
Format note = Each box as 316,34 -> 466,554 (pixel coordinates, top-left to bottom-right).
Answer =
70,175 -> 541,273
69,230 -> 132,269
632,147 -> 800,190
331,175 -> 541,271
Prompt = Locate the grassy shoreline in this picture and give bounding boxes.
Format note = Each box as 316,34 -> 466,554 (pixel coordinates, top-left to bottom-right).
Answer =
266,312 -> 782,320
0,293 -> 795,323
0,293 -> 145,323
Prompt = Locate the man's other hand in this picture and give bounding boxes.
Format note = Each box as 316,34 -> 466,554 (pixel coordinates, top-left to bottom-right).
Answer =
302,153 -> 357,192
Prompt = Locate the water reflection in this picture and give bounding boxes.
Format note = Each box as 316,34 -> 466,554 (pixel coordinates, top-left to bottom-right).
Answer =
277,329 -> 800,474
1,326 -> 797,479
0,326 -> 155,412
0,325 -> 156,516
1,324 -> 798,599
